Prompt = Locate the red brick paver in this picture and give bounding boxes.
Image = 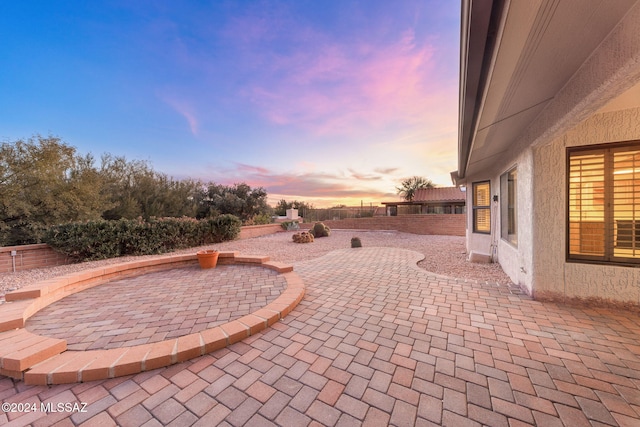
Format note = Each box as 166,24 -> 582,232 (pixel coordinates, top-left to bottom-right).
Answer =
2,246 -> 640,426
25,265 -> 287,350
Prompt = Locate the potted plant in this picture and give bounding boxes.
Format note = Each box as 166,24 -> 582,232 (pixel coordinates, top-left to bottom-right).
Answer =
196,249 -> 219,269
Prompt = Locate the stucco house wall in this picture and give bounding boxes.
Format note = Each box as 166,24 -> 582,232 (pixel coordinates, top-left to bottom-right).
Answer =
532,107 -> 640,305
466,97 -> 640,306
464,145 -> 534,294
498,149 -> 534,294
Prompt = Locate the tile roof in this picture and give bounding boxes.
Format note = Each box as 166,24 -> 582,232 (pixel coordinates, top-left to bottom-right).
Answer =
413,186 -> 466,202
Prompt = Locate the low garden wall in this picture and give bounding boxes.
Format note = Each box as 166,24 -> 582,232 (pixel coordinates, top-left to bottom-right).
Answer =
300,214 -> 466,236
238,223 -> 284,239
0,244 -> 69,274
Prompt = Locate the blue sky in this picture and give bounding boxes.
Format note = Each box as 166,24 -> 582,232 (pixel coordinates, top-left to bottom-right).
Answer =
0,1 -> 460,207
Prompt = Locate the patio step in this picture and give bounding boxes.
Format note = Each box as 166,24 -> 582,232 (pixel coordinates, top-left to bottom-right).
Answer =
0,329 -> 66,379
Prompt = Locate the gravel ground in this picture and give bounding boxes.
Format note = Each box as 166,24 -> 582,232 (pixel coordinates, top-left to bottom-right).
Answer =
0,230 -> 514,297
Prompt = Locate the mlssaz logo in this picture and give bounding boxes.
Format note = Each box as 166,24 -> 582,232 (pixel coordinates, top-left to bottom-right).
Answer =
41,402 -> 89,413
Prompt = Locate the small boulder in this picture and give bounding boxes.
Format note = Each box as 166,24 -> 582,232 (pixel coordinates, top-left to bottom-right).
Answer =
292,231 -> 314,243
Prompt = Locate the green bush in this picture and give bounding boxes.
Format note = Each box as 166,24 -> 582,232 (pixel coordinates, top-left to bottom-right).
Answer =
246,213 -> 273,225
203,214 -> 242,243
45,215 -> 242,261
46,220 -> 121,260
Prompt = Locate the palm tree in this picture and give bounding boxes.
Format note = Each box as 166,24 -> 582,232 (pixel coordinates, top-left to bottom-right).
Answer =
396,176 -> 435,201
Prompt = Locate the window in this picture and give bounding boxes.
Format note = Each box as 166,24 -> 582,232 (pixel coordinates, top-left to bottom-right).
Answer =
568,142 -> 640,264
501,168 -> 517,245
473,181 -> 491,233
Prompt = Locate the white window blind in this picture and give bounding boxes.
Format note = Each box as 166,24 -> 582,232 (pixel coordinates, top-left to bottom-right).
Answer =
568,143 -> 640,264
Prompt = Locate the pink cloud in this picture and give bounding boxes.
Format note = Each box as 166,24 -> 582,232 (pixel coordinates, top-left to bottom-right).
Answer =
194,162 -> 397,206
349,169 -> 383,181
237,28 -> 455,136
234,163 -> 271,175
374,167 -> 400,175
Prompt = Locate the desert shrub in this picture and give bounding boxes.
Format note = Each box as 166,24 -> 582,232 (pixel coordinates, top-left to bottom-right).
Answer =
280,220 -> 300,231
309,222 -> 330,238
45,214 -> 242,261
292,231 -> 314,243
351,237 -> 362,248
244,213 -> 273,226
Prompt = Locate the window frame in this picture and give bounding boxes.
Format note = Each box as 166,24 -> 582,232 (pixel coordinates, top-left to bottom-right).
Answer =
472,181 -> 491,234
500,167 -> 517,246
566,140 -> 640,266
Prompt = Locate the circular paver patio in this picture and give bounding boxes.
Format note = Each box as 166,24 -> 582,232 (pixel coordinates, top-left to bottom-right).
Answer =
25,264 -> 287,350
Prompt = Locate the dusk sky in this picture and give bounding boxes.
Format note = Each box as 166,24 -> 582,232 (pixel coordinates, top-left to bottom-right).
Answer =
0,1 -> 461,208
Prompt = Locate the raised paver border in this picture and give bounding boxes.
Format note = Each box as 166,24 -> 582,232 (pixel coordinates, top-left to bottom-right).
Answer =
0,251 -> 304,385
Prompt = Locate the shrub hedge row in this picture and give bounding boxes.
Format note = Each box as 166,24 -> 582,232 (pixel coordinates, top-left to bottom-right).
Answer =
45,214 -> 242,261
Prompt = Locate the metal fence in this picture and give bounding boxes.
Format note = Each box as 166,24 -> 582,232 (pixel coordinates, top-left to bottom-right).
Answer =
304,208 -> 377,222
303,205 -> 465,222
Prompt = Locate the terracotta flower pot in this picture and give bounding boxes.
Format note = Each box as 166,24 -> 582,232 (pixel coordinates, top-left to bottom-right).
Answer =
197,250 -> 219,269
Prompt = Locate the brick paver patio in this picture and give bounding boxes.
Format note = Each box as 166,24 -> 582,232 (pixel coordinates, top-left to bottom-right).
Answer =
1,247 -> 640,426
25,265 -> 287,351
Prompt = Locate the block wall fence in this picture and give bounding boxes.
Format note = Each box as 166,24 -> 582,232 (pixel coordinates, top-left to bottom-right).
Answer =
300,214 -> 466,237
0,215 -> 465,273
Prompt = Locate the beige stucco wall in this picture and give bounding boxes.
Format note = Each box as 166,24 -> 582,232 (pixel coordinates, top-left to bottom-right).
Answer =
497,149 -> 534,294
465,106 -> 640,303
532,107 -> 640,305
463,147 -> 535,293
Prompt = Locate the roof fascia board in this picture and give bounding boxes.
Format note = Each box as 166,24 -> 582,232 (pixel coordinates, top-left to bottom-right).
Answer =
457,0 -> 507,181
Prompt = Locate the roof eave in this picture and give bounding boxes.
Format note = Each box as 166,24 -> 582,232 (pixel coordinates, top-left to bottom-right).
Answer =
457,0 -> 506,181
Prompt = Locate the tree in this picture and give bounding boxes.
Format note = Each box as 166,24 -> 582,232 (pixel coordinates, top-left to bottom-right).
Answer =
197,182 -> 270,223
396,176 -> 435,202
273,199 -> 314,216
0,135 -> 111,244
99,154 -> 201,220
0,135 -> 277,244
